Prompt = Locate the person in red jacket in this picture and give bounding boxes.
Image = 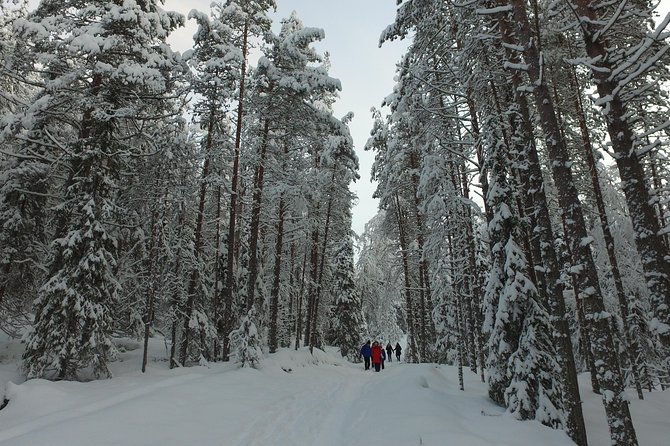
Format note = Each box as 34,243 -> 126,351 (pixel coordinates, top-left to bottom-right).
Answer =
371,341 -> 383,372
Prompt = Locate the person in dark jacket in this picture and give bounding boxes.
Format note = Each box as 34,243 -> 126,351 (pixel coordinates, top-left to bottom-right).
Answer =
360,340 -> 372,370
381,347 -> 386,370
385,343 -> 393,363
394,342 -> 402,362
371,341 -> 383,372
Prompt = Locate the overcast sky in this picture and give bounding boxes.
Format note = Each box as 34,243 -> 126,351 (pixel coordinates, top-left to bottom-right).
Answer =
164,0 -> 408,238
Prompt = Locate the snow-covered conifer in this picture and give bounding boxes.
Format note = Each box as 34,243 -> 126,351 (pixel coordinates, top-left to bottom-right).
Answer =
229,307 -> 263,368
15,0 -> 185,379
330,237 -> 365,361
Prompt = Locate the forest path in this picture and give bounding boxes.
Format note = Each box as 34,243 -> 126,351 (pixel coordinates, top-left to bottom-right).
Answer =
0,348 -> 575,446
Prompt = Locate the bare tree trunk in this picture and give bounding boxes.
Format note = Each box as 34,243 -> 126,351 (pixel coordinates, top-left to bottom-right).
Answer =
269,141 -> 289,353
458,162 -> 480,374
286,243 -> 297,348
447,231 -> 466,391
168,167 -> 190,369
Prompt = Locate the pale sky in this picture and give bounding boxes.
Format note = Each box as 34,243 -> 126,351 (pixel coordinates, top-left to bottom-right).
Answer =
164,0 -> 407,238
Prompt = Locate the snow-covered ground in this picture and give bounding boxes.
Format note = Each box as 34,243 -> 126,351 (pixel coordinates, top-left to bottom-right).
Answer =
0,335 -> 667,446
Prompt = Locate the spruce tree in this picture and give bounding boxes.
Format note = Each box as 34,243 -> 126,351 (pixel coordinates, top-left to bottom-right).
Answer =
15,0 -> 184,379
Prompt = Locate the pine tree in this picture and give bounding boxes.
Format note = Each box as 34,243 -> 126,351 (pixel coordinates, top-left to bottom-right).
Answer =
179,3 -> 244,366
219,0 -> 276,359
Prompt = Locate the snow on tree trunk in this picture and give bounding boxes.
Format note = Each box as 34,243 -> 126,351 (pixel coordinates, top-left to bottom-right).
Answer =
569,0 -> 670,352
499,0 -> 638,443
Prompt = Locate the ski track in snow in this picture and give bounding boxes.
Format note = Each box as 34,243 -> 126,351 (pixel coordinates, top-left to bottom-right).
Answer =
233,365 -> 371,445
5,347 -> 662,446
0,372 -> 205,444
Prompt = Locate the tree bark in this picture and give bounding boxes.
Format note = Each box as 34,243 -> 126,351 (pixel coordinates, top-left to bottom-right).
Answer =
179,115 -> 214,366
142,205 -> 160,373
395,192 -> 418,362
567,68 -> 644,400
246,119 -> 270,312
309,171 -> 336,351
571,0 -> 670,350
497,59 -> 589,443
502,1 -> 638,443
294,248 -> 308,350
409,151 -> 430,360
222,19 -> 250,359
268,195 -> 285,353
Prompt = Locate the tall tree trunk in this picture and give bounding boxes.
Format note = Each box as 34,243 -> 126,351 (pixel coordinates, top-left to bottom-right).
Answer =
294,248 -> 308,350
466,91 -> 489,382
269,141 -> 289,352
222,19 -> 250,359
409,151 -> 434,360
503,68 -> 589,444
247,119 -> 271,311
459,162 -> 480,374
502,1 -> 638,443
268,195 -> 285,353
310,173 -> 336,351
566,68 -> 645,400
142,203 -> 160,373
286,243 -> 297,348
303,224 -> 319,347
447,232 -> 466,391
571,0 -> 670,350
180,116 -> 214,366
395,193 -> 417,362
170,178 -> 188,369
213,185 -> 223,360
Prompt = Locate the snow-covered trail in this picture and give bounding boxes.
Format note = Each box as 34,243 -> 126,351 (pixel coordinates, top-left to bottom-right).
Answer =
0,348 -> 574,446
3,342 -> 668,446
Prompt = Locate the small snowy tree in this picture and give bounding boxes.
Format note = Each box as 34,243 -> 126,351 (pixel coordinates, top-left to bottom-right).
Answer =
229,307 -> 263,368
506,298 -> 565,429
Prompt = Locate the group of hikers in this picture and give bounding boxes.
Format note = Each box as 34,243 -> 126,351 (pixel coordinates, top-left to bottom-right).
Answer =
359,341 -> 402,372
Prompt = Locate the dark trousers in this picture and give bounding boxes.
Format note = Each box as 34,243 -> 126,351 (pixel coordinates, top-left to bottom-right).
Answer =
386,350 -> 392,362
396,353 -> 400,361
364,357 -> 370,370
374,362 -> 381,372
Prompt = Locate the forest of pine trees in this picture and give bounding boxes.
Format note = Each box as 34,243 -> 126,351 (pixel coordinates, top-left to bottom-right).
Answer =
1,1 -> 669,445
0,0 -> 362,375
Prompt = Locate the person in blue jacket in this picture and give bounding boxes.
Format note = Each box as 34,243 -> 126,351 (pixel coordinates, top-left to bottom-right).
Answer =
360,340 -> 371,370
